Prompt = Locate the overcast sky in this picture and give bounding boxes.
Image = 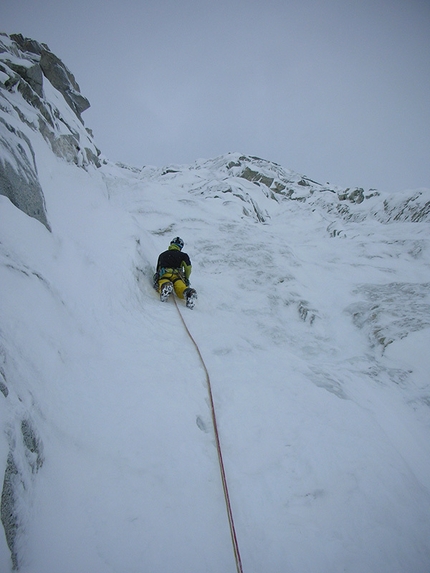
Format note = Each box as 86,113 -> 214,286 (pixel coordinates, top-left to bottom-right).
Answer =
3,0 -> 430,192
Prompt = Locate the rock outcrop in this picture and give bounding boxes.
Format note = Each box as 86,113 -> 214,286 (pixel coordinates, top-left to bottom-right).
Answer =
0,33 -> 100,231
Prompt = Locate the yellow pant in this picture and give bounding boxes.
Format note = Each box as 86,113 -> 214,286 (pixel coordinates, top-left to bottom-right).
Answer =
158,272 -> 187,299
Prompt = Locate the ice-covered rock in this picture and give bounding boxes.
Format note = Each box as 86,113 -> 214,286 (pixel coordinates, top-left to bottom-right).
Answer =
0,33 -> 100,230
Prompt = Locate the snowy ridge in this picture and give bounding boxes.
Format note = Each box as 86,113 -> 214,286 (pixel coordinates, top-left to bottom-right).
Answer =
139,152 -> 430,225
1,34 -> 430,573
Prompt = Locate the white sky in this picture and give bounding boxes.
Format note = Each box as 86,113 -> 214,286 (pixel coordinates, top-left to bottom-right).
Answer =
3,0 -> 430,192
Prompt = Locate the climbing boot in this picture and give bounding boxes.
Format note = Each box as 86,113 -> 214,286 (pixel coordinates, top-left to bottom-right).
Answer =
160,281 -> 173,302
184,288 -> 197,309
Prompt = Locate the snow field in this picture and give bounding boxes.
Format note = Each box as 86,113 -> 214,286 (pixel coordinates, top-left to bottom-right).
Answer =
1,147 -> 430,572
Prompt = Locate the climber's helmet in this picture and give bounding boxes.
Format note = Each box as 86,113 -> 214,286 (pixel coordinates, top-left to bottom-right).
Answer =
170,237 -> 184,250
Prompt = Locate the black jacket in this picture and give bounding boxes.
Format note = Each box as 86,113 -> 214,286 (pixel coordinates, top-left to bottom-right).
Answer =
157,246 -> 192,279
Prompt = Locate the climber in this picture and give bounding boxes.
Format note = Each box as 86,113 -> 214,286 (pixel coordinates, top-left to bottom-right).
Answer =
154,237 -> 197,309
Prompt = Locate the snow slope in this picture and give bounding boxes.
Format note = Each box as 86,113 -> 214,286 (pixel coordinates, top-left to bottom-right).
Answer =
1,34 -> 430,573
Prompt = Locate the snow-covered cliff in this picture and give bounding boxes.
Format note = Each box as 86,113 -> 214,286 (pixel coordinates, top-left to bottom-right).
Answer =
1,33 -> 430,573
0,33 -> 100,231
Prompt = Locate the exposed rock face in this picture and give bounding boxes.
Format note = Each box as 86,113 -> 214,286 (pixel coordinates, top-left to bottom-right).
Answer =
1,348 -> 45,571
0,32 -> 100,230
9,33 -> 90,121
0,415 -> 44,570
0,117 -> 50,230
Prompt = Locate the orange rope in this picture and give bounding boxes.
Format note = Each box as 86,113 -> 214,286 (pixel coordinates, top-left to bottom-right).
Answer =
173,297 -> 244,573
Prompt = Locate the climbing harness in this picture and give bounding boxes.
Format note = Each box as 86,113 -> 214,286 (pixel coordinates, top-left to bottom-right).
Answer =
173,297 -> 244,573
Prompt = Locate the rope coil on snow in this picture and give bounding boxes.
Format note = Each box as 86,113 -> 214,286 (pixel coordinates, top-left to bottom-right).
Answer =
173,297 -> 244,573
